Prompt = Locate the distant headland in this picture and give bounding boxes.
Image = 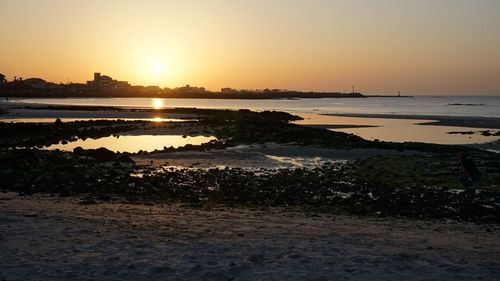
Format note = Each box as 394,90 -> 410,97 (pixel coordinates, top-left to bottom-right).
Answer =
0,72 -> 364,99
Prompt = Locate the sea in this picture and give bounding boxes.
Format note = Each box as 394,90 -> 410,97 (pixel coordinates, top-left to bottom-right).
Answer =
8,95 -> 500,117
4,96 -> 500,149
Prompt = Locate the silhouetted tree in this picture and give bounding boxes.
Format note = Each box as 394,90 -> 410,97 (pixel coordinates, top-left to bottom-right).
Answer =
0,73 -> 6,84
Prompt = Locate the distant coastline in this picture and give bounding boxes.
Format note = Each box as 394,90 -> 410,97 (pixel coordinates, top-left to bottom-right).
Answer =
365,95 -> 413,98
0,72 -> 364,99
0,91 -> 365,99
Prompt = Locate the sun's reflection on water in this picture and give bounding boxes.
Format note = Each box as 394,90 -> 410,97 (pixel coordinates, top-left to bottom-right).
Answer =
152,98 -> 164,109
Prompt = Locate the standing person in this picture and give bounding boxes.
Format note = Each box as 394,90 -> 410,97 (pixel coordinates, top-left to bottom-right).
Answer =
458,153 -> 481,194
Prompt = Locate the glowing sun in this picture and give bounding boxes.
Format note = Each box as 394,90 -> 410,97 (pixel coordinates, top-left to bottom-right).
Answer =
151,62 -> 165,74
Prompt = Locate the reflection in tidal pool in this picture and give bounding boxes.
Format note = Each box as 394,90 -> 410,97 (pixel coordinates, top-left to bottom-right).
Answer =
294,114 -> 500,145
46,135 -> 217,153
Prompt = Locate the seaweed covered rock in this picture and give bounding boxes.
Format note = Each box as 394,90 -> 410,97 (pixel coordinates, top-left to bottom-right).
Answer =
0,149 -> 136,195
54,118 -> 63,127
87,147 -> 116,162
115,154 -> 135,163
1,149 -> 499,223
73,147 -> 134,163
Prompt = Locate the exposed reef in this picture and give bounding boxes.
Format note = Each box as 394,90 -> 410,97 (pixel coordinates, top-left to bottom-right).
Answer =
1,108 -> 499,223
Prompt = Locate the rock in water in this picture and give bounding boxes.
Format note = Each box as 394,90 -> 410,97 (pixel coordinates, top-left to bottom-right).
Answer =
116,154 -> 135,163
88,147 -> 116,162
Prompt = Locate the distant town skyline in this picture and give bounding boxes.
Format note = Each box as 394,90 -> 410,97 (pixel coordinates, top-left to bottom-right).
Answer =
0,71 -> 366,99
1,0 -> 499,95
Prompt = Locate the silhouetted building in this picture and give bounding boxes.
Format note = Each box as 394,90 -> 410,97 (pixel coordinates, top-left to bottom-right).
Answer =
87,72 -> 130,90
176,85 -> 207,94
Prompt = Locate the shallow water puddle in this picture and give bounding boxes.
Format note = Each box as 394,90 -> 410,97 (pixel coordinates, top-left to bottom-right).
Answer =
336,124 -> 499,145
265,155 -> 344,168
295,113 -> 500,145
45,135 -> 217,153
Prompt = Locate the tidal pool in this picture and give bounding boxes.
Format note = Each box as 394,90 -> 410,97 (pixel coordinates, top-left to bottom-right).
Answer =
294,113 -> 500,145
45,135 -> 217,153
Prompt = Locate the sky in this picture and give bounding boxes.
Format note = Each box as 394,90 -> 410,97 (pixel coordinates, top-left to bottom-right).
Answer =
0,0 -> 499,95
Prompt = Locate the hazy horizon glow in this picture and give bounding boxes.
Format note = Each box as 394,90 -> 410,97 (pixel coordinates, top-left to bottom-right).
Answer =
1,0 -> 499,95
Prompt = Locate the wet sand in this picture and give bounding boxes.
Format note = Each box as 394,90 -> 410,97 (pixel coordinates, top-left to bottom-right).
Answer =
133,143 -> 421,169
1,193 -> 499,281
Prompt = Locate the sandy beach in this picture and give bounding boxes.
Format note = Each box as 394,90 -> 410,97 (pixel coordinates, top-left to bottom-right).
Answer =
1,193 -> 499,281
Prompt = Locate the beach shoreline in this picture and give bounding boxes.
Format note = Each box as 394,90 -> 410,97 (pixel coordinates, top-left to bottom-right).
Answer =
1,193 -> 499,281
1,100 -> 499,280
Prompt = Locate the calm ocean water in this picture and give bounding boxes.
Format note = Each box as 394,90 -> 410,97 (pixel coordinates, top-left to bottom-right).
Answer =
11,96 -> 500,118
5,96 -> 500,147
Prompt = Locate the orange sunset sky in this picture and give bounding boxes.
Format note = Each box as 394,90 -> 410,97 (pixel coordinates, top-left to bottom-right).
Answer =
0,0 -> 499,95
